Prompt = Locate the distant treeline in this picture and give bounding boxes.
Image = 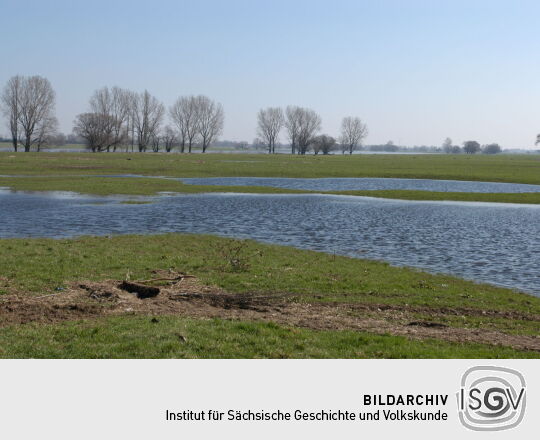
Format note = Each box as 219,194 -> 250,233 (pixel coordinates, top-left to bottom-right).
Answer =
0,75 -> 536,154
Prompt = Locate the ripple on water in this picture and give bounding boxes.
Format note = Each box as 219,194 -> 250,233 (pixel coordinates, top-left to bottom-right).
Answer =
0,191 -> 538,296
181,177 -> 540,193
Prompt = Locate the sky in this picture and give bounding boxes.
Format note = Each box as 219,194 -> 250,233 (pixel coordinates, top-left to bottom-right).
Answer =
1,0 -> 540,148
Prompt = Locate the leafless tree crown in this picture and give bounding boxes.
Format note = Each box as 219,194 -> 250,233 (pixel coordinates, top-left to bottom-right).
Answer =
73,86 -> 134,152
132,90 -> 165,152
284,106 -> 322,154
1,75 -> 57,152
296,107 -> 322,155
195,95 -> 224,153
72,88 -> 226,154
169,96 -> 200,153
340,116 -> 368,154
162,125 -> 177,152
1,76 -> 22,151
311,134 -> 336,155
257,107 -> 284,154
285,106 -> 301,154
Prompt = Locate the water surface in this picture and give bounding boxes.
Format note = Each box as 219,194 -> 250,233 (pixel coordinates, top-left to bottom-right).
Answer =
182,177 -> 540,193
0,189 -> 538,296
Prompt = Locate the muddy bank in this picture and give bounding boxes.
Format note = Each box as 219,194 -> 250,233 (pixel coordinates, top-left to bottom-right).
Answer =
0,271 -> 538,352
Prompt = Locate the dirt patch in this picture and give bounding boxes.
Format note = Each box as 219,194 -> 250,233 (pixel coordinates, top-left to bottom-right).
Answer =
0,271 -> 538,353
407,321 -> 448,329
118,281 -> 160,298
322,301 -> 540,322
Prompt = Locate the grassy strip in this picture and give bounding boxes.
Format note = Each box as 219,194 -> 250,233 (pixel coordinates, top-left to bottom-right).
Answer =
0,176 -> 306,196
409,312 -> 540,337
0,315 -> 536,359
1,175 -> 540,204
1,234 -> 538,315
333,190 -> 540,204
1,152 -> 540,184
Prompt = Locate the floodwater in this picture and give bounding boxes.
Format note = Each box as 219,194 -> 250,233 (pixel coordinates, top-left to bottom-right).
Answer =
0,189 -> 538,296
181,177 -> 540,193
3,173 -> 540,193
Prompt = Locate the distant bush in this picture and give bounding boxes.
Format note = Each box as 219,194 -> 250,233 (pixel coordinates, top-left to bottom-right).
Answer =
463,141 -> 481,154
482,143 -> 502,154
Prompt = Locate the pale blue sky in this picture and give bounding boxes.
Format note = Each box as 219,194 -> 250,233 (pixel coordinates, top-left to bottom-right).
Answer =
1,0 -> 539,147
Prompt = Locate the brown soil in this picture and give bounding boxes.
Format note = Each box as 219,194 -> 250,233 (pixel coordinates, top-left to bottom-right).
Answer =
0,271 -> 539,352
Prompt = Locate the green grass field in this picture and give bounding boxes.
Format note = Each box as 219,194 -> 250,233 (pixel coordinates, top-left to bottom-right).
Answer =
1,151 -> 539,181
1,152 -> 539,358
3,234 -> 536,312
0,234 -> 538,358
1,316 -> 536,359
1,151 -> 540,203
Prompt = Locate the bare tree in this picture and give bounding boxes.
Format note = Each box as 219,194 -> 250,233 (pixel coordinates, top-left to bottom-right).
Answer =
195,95 -> 224,153
162,126 -> 177,152
1,75 -> 22,152
7,75 -> 56,152
33,115 -> 59,151
124,89 -> 137,152
340,116 -> 368,155
296,107 -> 321,154
311,134 -> 336,155
89,86 -> 131,152
132,90 -> 164,152
169,96 -> 199,153
73,86 -> 133,153
257,107 -> 284,154
73,112 -> 117,152
151,133 -> 161,152
285,106 -> 301,154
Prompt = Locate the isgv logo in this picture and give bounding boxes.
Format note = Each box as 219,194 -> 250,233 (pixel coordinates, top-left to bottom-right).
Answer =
457,366 -> 526,431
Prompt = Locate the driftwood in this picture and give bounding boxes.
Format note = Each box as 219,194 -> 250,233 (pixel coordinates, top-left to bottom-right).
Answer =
118,281 -> 160,299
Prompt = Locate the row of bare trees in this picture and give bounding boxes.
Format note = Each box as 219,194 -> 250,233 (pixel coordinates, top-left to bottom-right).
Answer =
2,75 -> 367,155
1,75 -> 57,152
73,87 -> 224,153
169,95 -> 224,153
1,74 -> 225,153
256,106 -> 368,155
